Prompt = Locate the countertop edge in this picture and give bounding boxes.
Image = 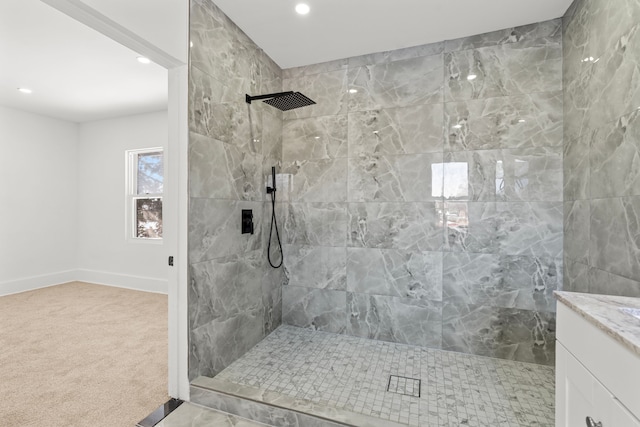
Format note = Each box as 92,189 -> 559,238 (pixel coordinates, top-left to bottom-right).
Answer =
554,291 -> 640,358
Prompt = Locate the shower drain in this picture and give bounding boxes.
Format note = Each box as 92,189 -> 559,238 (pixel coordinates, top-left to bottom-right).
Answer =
387,375 -> 421,397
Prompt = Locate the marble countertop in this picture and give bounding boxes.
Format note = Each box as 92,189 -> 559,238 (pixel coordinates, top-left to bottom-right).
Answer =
555,291 -> 640,358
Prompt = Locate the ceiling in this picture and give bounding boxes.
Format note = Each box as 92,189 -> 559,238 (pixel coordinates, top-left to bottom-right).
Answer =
0,0 -> 574,123
0,0 -> 167,123
213,0 -> 574,69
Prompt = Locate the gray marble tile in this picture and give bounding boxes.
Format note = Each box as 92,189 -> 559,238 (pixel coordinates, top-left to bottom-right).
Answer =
347,293 -> 442,348
347,54 -> 444,112
282,69 -> 348,119
564,200 -> 590,264
281,158 -> 347,202
348,202 -> 444,251
563,132 -> 592,201
282,287 -> 346,334
445,19 -> 562,52
283,245 -> 346,290
190,97 -> 260,155
442,151 -> 499,202
591,109 -> 640,199
563,0 -> 583,19
346,248 -> 442,301
262,200 -> 286,256
348,41 -> 444,67
189,251 -> 262,330
563,257 -> 589,293
443,252 -> 559,312
494,201 -> 563,258
348,152 -> 443,202
445,44 -> 562,101
444,91 -> 563,151
446,201 -> 563,258
442,303 -> 556,365
189,132 -> 261,201
189,66 -> 231,125
282,115 -> 348,161
563,0 -> 640,138
284,203 -> 348,247
190,0 -> 260,97
282,58 -> 348,79
189,199 -> 262,263
257,49 -> 283,97
588,266 -> 640,298
261,263 -> 284,336
562,43 -> 592,142
445,201 -> 496,253
189,307 -> 265,379
348,104 -> 444,156
497,147 -> 563,202
583,4 -> 640,129
261,110 -> 283,171
590,196 -> 640,283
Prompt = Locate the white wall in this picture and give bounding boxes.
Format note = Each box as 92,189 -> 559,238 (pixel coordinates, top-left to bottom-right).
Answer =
0,106 -> 79,295
76,111 -> 169,293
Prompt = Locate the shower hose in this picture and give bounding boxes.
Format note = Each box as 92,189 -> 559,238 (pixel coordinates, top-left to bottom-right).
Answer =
267,187 -> 283,268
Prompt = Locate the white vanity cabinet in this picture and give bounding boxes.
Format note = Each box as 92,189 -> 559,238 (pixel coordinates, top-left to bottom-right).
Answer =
555,296 -> 640,427
556,343 -> 640,426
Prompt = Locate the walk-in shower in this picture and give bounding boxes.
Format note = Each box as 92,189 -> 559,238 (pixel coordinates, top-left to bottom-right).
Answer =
246,91 -> 317,268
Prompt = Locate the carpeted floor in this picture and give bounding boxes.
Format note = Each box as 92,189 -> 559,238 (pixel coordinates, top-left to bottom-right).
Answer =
0,281 -> 168,427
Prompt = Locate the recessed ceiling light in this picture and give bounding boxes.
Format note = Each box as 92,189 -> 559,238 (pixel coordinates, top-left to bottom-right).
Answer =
295,3 -> 310,15
453,124 -> 462,129
467,74 -> 477,81
348,89 -> 358,94
518,119 -> 526,123
314,136 -> 320,139
137,56 -> 151,64
190,41 -> 193,48
18,88 -> 32,94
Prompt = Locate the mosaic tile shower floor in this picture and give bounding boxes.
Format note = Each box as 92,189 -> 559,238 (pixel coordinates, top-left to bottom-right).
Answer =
215,325 -> 555,426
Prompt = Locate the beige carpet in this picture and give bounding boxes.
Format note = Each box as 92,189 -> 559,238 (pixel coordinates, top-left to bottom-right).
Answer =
0,281 -> 169,426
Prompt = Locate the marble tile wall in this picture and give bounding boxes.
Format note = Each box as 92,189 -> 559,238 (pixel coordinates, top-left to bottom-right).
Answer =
188,0 -> 286,380
280,19 -> 563,365
562,0 -> 640,298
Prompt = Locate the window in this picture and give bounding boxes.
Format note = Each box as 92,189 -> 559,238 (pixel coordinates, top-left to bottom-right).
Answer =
127,148 -> 163,240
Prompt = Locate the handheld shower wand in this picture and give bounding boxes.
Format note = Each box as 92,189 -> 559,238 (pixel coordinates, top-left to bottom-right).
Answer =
267,166 -> 276,194
267,166 -> 283,268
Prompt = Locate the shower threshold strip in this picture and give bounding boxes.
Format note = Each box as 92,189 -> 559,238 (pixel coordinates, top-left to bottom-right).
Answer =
191,375 -> 404,427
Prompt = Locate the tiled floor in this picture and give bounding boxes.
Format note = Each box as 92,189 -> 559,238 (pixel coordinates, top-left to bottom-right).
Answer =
216,325 -> 555,426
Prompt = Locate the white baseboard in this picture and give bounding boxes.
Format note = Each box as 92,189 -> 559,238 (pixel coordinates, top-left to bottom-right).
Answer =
0,270 -> 77,297
76,269 -> 168,294
0,269 -> 168,297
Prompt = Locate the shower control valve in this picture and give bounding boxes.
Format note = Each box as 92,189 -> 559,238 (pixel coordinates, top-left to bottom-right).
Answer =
241,209 -> 254,235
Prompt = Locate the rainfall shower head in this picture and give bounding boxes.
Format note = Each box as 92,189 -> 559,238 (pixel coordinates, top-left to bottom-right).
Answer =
245,91 -> 316,111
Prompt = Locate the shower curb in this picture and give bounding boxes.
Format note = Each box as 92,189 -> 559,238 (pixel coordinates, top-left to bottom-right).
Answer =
190,376 -> 406,427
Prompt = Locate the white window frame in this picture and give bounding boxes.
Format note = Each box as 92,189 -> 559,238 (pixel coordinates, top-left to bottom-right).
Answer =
126,147 -> 164,243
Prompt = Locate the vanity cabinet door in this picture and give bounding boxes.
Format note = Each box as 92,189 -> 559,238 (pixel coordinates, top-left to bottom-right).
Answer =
612,399 -> 640,427
557,343 -> 640,427
557,343 -> 610,427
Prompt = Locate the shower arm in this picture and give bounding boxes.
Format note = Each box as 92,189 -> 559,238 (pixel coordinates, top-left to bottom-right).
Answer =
245,91 -> 294,104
